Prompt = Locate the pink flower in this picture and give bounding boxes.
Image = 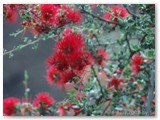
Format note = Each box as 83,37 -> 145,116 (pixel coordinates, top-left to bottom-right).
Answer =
3,97 -> 20,116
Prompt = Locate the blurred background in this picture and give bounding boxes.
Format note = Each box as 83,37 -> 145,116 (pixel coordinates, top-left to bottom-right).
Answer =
3,16 -> 66,101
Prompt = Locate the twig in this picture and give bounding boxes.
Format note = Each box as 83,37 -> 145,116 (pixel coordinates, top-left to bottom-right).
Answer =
3,35 -> 57,56
102,100 -> 111,116
81,9 -> 121,26
125,5 -> 140,18
3,38 -> 41,56
91,66 -> 104,97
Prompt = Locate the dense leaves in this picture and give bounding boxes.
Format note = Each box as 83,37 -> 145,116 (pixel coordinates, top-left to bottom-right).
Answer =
3,4 -> 155,116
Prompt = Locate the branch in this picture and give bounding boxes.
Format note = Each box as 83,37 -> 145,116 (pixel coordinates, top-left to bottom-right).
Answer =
91,66 -> 104,97
102,100 -> 111,116
125,5 -> 140,18
145,70 -> 155,115
3,35 -> 57,56
81,9 -> 121,26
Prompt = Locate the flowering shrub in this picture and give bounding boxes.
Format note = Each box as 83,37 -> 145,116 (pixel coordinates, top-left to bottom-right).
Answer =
3,4 -> 155,116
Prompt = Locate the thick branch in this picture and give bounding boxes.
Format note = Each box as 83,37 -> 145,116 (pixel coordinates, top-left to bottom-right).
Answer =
145,70 -> 155,115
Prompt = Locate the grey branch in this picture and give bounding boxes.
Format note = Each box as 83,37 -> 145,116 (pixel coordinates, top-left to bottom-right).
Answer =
145,70 -> 155,115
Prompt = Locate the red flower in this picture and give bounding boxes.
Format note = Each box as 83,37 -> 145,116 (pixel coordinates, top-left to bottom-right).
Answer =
47,52 -> 69,70
3,97 -> 20,116
46,65 -> 62,85
58,105 -> 66,116
55,33 -> 86,55
40,4 -> 60,25
69,51 -> 93,72
46,65 -> 77,86
67,9 -> 82,24
108,77 -> 124,90
131,53 -> 144,65
130,53 -> 144,74
33,92 -> 56,108
90,4 -> 97,9
131,64 -> 141,74
96,48 -> 108,65
141,96 -> 146,102
103,5 -> 129,22
62,27 -> 73,37
61,70 -> 77,84
46,30 -> 93,86
4,5 -> 18,23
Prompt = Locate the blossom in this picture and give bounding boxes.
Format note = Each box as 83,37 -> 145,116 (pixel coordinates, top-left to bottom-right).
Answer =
40,4 -> 60,25
90,4 -> 97,9
46,64 -> 78,86
47,52 -> 69,70
103,5 -> 129,22
46,65 -> 62,85
33,92 -> 56,108
95,48 -> 108,65
55,33 -> 86,55
108,77 -> 124,90
131,64 -> 141,74
69,51 -> 93,71
62,27 -> 73,37
66,9 -> 82,23
32,23 -> 50,35
58,105 -> 66,116
3,5 -> 18,23
46,31 -> 92,86
131,53 -> 144,65
131,53 -> 144,74
3,97 -> 20,116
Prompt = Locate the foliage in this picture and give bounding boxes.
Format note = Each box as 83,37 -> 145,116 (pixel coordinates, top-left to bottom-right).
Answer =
3,4 -> 155,116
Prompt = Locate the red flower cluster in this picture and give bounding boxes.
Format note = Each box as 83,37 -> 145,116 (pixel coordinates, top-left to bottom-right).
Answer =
131,53 -> 144,74
3,4 -> 19,22
33,92 -> 56,108
46,29 -> 93,86
108,77 -> 124,90
20,4 -> 82,35
3,97 -> 20,116
103,5 -> 129,22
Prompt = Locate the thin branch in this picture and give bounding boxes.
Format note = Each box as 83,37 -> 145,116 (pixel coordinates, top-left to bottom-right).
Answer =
3,35 -> 57,56
3,38 -> 41,56
91,66 -> 104,97
125,5 -> 140,18
81,9 -> 121,26
102,100 -> 111,116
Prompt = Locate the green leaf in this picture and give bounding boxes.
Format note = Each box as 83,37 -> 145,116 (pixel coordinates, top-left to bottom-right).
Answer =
145,36 -> 154,45
68,89 -> 76,96
131,44 -> 140,51
9,52 -> 14,58
147,49 -> 155,58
